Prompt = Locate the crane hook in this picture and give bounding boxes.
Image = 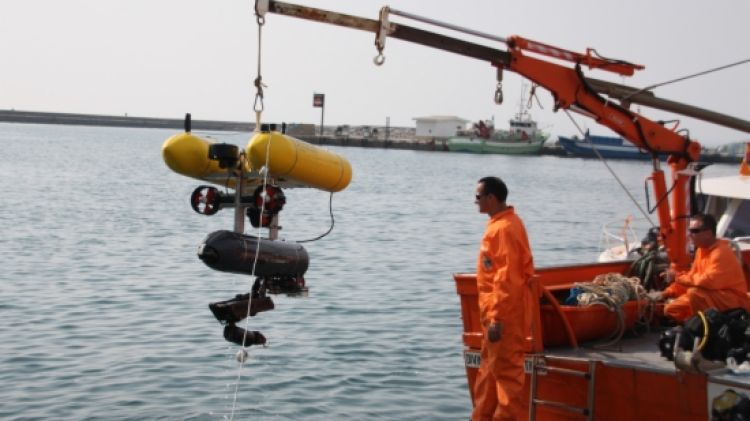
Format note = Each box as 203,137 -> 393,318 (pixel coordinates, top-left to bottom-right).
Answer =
373,6 -> 390,66
494,67 -> 504,104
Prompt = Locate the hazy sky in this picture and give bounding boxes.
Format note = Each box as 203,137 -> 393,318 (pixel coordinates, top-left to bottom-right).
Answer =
2,0 -> 749,146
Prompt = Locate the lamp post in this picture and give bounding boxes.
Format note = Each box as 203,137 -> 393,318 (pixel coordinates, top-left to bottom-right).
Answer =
313,93 -> 325,136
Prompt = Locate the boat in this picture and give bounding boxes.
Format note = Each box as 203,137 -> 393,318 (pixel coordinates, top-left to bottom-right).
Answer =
203,3 -> 750,419
456,160 -> 750,419
560,134 -> 748,165
447,90 -> 549,155
704,141 -> 749,164
558,134 -> 666,160
596,216 -> 653,262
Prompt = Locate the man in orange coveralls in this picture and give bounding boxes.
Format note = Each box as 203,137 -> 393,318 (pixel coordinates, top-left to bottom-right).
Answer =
655,213 -> 749,322
472,176 -> 535,421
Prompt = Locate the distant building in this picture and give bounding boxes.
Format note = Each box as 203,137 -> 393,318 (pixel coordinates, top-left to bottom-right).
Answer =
413,115 -> 469,139
286,123 -> 316,136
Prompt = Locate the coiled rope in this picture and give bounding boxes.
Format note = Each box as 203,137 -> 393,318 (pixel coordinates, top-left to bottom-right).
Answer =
572,273 -> 651,347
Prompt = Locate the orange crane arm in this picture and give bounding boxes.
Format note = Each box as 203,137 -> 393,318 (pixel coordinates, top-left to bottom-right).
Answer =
505,52 -> 700,159
507,35 -> 645,76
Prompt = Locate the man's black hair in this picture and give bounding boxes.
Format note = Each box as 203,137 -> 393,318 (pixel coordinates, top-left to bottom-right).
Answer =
478,176 -> 508,203
692,212 -> 717,236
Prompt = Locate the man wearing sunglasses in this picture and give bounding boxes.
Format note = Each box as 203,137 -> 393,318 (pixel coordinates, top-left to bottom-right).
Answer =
472,176 -> 535,421
654,213 -> 749,322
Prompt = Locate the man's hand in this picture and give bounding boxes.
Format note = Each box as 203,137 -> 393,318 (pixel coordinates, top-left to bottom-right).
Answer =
661,270 -> 676,284
647,291 -> 664,301
487,323 -> 503,343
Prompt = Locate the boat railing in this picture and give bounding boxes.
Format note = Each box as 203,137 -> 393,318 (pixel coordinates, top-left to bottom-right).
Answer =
597,217 -> 651,262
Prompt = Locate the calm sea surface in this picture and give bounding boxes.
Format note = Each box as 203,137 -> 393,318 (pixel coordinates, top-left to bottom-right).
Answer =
0,123 -> 738,420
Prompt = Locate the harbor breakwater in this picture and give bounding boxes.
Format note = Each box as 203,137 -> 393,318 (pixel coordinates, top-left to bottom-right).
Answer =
0,109 -> 252,132
0,109 -> 739,162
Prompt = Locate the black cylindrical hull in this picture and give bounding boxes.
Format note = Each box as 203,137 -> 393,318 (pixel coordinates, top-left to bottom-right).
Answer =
198,230 -> 309,277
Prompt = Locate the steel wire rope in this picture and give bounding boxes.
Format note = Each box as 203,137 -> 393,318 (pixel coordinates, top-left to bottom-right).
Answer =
563,110 -> 655,227
621,58 -> 750,102
228,133 -> 274,421
253,13 -> 266,131
229,6 -> 271,420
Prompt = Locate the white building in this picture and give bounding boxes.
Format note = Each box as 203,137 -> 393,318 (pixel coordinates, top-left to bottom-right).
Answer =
413,115 -> 469,138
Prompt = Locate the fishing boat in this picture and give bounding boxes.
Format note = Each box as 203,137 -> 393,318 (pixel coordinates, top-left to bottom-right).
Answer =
558,134 -> 665,160
456,159 -> 750,420
447,91 -> 548,155
212,3 -> 750,419
560,134 -> 747,164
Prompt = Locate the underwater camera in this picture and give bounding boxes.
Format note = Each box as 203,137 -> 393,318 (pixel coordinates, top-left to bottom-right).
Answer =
208,143 -> 240,169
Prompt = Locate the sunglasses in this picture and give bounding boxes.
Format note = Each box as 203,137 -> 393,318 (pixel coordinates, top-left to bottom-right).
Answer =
475,194 -> 485,200
688,227 -> 707,234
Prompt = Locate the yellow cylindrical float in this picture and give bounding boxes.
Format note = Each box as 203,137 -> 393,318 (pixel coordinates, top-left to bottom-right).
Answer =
162,132 -> 244,188
246,131 -> 352,192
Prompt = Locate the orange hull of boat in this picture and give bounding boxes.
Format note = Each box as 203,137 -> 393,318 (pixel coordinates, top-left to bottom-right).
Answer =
523,358 -> 707,420
454,261 -> 711,420
539,299 -> 645,346
455,261 -> 636,351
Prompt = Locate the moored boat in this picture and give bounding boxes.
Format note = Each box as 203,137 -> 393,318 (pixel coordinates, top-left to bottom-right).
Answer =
447,89 -> 548,155
446,132 -> 546,154
558,134 -> 665,160
447,134 -> 546,155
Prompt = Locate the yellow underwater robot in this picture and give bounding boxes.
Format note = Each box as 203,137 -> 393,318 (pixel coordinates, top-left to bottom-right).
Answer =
162,116 -> 352,348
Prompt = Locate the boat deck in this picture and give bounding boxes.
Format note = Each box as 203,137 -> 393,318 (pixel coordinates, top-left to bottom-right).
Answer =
545,329 -> 677,373
544,328 -> 750,387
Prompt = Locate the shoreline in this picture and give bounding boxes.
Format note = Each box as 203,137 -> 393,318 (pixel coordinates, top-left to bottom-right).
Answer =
0,109 -> 252,132
0,109 -> 740,163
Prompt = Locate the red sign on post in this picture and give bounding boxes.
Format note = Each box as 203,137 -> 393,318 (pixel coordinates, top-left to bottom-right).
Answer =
313,93 -> 325,108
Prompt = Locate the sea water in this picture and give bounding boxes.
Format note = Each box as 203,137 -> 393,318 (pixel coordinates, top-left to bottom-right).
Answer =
0,123 -> 738,420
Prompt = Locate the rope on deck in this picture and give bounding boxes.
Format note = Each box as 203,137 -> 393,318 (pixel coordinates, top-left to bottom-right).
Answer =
572,273 -> 653,347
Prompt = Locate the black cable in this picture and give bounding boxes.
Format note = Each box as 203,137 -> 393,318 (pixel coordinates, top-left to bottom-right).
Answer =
644,178 -> 679,214
574,64 -> 656,154
296,192 -> 335,243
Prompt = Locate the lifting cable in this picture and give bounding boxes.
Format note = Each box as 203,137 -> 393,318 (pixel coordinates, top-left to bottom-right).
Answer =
252,6 -> 266,130
563,109 -> 655,227
229,4 -> 272,420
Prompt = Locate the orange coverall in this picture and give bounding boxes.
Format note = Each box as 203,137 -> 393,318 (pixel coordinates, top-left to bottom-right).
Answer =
473,207 -> 535,421
663,239 -> 749,322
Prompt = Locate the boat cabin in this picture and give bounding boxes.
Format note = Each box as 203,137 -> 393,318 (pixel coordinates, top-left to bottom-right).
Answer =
699,175 -> 750,242
508,111 -> 539,140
